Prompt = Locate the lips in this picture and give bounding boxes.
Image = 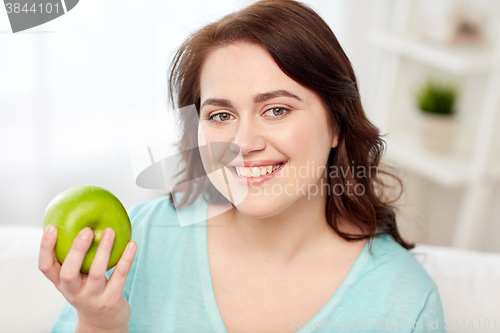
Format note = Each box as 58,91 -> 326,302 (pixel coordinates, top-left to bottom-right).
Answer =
234,163 -> 284,177
225,161 -> 287,187
226,160 -> 287,168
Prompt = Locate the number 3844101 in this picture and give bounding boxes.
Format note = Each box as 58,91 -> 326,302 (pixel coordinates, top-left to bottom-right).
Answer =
445,319 -> 497,330
5,2 -> 61,14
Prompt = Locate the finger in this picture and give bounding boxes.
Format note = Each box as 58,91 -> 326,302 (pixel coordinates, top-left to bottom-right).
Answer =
104,240 -> 137,302
84,228 -> 115,295
38,224 -> 62,285
59,227 -> 94,295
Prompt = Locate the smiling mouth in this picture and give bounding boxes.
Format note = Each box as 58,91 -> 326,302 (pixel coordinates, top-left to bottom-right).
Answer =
230,162 -> 285,178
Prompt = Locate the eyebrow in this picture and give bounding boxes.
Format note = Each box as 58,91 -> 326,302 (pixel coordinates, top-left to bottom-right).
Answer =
201,89 -> 302,109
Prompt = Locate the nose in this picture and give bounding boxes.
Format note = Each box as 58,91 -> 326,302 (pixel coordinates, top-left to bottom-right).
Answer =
233,116 -> 266,155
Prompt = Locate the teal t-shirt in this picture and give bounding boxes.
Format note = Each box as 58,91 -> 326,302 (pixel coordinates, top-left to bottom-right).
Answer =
50,195 -> 447,332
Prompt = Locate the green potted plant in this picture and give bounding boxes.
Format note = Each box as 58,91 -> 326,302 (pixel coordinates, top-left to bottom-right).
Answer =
414,78 -> 459,152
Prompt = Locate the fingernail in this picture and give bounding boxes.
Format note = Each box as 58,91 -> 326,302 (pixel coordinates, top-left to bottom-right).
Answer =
103,228 -> 114,239
80,228 -> 93,240
45,225 -> 55,235
126,241 -> 135,251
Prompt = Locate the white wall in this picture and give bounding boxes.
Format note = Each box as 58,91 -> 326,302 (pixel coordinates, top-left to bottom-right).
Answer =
0,0 -> 349,227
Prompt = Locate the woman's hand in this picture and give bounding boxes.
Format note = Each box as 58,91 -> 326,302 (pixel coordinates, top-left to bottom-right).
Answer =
38,224 -> 137,332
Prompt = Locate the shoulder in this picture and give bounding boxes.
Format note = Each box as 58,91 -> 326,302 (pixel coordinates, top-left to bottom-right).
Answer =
345,232 -> 446,325
124,195 -> 181,246
125,194 -> 209,250
127,195 -> 177,225
363,231 -> 438,294
127,194 -> 208,229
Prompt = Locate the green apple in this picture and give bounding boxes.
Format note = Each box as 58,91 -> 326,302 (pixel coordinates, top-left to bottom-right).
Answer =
43,185 -> 132,275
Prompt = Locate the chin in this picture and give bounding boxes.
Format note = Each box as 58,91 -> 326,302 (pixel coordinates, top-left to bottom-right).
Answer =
233,194 -> 289,219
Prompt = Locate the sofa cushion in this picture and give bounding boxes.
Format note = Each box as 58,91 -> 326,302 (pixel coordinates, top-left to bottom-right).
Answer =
411,244 -> 500,332
0,226 -> 67,333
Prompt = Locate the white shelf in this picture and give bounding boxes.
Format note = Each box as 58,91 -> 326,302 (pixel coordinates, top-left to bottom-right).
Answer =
370,0 -> 500,250
382,129 -> 471,188
367,30 -> 494,74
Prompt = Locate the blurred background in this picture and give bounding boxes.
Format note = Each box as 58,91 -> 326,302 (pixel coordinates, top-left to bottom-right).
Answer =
2,0 -> 500,251
2,1 -> 500,332
1,0 -> 499,251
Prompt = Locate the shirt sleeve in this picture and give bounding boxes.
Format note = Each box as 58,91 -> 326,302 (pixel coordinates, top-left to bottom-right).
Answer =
412,286 -> 447,333
49,203 -> 145,332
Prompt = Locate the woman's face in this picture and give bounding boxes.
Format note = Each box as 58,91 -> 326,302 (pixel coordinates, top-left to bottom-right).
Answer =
198,42 -> 338,218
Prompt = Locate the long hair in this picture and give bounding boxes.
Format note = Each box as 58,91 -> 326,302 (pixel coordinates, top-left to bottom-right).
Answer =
167,0 -> 414,250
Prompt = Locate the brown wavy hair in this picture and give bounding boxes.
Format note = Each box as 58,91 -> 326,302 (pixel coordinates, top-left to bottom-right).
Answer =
167,0 -> 414,250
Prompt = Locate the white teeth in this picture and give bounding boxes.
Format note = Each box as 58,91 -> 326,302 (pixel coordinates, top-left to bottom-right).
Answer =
234,164 -> 283,177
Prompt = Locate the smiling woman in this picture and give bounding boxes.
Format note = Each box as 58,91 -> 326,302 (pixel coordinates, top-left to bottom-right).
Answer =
48,0 -> 447,332
196,42 -> 340,221
168,0 -> 403,247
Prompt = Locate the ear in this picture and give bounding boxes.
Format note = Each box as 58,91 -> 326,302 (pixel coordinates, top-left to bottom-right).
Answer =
331,134 -> 339,148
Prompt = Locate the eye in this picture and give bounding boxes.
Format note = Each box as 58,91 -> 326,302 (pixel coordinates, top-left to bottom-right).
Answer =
207,112 -> 234,124
263,107 -> 290,118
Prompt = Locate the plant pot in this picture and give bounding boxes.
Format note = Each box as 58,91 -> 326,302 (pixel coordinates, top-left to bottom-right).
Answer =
416,111 -> 457,153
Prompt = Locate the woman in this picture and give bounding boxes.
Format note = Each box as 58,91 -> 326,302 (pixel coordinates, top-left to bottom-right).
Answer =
41,0 -> 446,332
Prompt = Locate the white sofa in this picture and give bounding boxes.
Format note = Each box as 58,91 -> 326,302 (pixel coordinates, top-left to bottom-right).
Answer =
0,226 -> 67,333
2,226 -> 500,333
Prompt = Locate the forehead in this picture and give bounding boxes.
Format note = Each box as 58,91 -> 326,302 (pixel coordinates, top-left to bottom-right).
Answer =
199,43 -> 305,98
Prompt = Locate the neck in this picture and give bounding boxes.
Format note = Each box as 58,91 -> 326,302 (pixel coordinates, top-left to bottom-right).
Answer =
210,191 -> 347,266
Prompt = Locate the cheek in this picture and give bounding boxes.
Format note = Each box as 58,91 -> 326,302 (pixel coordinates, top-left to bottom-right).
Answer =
199,123 -> 234,143
274,116 -> 332,162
